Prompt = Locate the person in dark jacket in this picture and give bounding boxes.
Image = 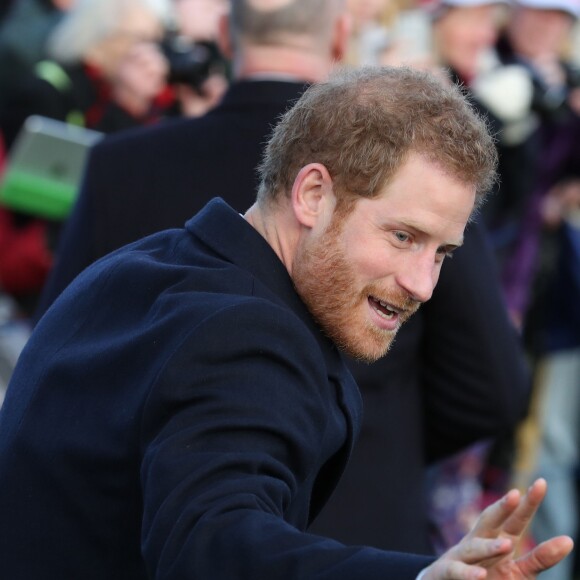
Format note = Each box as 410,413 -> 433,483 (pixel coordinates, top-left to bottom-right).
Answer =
35,0 -> 531,557
0,63 -> 572,580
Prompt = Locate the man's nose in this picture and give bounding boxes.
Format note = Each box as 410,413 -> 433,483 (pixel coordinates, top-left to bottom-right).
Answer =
395,257 -> 437,304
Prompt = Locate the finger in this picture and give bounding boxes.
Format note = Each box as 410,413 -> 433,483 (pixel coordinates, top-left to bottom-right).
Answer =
470,488 -> 521,536
448,537 -> 513,565
515,535 -> 574,576
423,560 -> 488,580
501,478 -> 547,537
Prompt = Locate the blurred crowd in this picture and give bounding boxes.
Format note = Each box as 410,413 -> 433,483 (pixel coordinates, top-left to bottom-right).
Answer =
0,0 -> 579,577
0,0 -> 229,322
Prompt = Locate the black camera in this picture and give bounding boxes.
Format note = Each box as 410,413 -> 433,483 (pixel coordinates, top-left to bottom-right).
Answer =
161,35 -> 225,92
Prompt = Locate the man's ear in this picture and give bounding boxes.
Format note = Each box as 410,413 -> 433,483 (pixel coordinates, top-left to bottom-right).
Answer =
332,13 -> 352,62
291,163 -> 335,229
217,12 -> 233,60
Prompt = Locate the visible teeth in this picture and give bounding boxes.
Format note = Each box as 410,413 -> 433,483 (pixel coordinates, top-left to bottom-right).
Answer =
379,300 -> 396,313
371,298 -> 396,319
378,310 -> 394,319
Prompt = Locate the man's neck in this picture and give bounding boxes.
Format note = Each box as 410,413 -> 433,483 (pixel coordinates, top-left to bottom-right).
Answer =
244,201 -> 299,275
233,46 -> 334,84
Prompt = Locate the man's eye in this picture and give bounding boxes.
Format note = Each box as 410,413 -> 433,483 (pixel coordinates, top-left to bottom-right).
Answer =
394,231 -> 410,243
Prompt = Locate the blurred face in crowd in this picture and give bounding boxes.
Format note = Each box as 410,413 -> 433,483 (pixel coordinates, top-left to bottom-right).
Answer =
89,3 -> 168,104
347,0 -> 389,28
94,3 -> 166,75
507,7 -> 574,59
173,0 -> 229,42
434,3 -> 503,80
291,152 -> 475,362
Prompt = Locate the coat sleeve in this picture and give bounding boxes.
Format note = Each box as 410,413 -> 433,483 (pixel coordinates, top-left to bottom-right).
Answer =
421,218 -> 532,462
139,301 -> 433,579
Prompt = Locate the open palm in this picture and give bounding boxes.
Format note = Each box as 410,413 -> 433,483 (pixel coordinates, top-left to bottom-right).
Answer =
422,479 -> 574,579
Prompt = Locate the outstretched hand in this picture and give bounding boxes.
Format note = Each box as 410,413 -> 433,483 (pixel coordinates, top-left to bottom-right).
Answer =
421,479 -> 574,579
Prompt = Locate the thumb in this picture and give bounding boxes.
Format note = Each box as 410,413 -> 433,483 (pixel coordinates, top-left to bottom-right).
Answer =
516,536 -> 574,577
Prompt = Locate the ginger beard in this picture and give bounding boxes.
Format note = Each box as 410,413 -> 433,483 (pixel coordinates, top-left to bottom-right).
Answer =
292,210 -> 420,363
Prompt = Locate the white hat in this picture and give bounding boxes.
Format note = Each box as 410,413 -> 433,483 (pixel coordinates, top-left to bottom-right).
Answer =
514,0 -> 580,17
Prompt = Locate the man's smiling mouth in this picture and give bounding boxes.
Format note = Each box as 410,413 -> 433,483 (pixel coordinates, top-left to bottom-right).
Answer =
368,296 -> 400,320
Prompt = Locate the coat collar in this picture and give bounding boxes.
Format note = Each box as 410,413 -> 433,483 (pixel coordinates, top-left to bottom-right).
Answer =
213,79 -> 310,111
186,198 -> 364,519
185,197 -> 362,415
185,199 -> 332,361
